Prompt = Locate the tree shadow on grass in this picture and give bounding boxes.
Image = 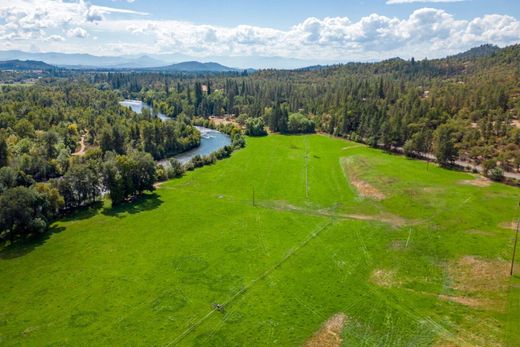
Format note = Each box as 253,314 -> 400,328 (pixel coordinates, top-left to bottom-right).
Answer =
60,201 -> 104,222
102,192 -> 163,218
0,224 -> 66,260
0,202 -> 105,259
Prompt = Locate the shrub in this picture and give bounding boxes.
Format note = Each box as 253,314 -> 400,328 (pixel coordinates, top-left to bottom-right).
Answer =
287,113 -> 315,134
488,167 -> 504,181
244,117 -> 267,136
168,159 -> 185,178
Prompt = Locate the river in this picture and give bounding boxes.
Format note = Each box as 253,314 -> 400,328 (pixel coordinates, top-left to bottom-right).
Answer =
119,100 -> 231,164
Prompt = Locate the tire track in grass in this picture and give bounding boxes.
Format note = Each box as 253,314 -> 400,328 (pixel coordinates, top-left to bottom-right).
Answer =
164,219 -> 334,346
364,281 -> 471,345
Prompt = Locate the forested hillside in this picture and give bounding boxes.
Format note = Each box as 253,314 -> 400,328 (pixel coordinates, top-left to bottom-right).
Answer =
102,44 -> 520,172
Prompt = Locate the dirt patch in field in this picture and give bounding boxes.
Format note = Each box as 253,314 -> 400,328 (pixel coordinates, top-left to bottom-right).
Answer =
434,316 -> 504,347
341,158 -> 385,200
350,177 -> 386,200
459,177 -> 491,187
370,269 -> 401,288
448,256 -> 509,294
498,221 -> 517,230
304,313 -> 347,347
438,294 -> 496,308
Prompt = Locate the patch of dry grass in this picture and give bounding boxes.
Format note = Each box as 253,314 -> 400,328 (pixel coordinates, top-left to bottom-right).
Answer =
459,177 -> 491,187
305,313 -> 347,347
370,269 -> 401,288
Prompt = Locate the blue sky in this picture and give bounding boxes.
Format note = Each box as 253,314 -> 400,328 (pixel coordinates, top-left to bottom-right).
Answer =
0,0 -> 519,68
97,0 -> 519,28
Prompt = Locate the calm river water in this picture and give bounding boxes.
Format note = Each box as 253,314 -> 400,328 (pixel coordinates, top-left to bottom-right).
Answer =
119,100 -> 231,164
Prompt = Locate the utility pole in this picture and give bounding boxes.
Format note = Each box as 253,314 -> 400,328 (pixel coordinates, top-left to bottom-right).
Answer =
511,217 -> 519,276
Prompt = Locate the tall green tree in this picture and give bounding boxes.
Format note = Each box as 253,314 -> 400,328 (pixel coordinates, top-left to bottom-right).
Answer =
433,124 -> 458,166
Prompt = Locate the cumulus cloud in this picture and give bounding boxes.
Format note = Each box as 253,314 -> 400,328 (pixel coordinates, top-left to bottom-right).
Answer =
0,1 -> 518,62
0,0 -> 146,41
67,27 -> 88,38
108,9 -> 518,60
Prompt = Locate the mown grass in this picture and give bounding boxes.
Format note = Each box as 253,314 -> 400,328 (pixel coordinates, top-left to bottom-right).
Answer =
0,134 -> 519,346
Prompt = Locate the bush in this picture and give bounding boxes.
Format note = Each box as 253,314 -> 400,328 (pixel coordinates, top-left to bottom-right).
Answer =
244,117 -> 267,136
156,165 -> 168,181
168,158 -> 185,178
488,167 -> 504,181
287,113 -> 315,134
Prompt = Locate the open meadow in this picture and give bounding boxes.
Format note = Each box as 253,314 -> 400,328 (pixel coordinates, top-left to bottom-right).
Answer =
1,134 -> 519,346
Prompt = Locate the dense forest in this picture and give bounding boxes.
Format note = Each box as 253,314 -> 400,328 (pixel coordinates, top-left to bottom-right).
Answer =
93,44 -> 520,172
1,44 -> 519,243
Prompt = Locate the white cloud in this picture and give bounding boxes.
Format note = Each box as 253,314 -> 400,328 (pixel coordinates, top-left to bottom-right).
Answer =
67,27 -> 88,38
0,1 -> 518,63
44,34 -> 65,42
0,0 -> 146,41
387,0 -> 466,4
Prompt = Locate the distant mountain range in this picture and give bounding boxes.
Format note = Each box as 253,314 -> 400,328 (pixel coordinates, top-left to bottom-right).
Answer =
0,50 -> 168,69
0,45 -> 507,73
0,50 -> 320,70
0,50 -> 244,72
0,59 -> 56,70
148,61 -> 239,72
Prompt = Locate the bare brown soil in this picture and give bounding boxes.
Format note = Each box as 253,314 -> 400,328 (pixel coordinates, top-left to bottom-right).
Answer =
304,313 -> 347,347
449,256 -> 509,294
440,255 -> 509,314
350,177 -> 386,200
341,158 -> 385,200
459,177 -> 491,187
438,294 -> 496,309
72,134 -> 86,156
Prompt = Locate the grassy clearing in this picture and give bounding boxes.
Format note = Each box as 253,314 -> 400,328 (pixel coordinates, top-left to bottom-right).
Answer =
0,134 -> 519,346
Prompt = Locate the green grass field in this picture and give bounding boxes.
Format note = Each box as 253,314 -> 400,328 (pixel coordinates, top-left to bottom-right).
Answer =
1,134 -> 519,346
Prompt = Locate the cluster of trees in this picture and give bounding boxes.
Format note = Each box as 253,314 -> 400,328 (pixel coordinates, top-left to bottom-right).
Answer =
0,78 -> 248,243
103,151 -> 156,205
287,113 -> 316,134
0,82 -> 200,243
0,149 -> 157,242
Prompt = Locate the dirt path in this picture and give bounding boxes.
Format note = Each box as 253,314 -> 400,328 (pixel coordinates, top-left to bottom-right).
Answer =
72,133 -> 86,156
